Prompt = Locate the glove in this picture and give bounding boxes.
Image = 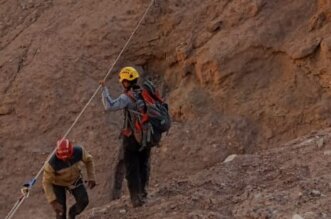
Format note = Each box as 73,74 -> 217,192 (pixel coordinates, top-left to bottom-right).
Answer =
99,80 -> 106,87
87,180 -> 96,189
50,200 -> 63,215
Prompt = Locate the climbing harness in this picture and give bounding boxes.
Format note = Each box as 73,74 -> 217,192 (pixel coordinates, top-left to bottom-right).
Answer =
67,178 -> 84,191
4,0 -> 155,218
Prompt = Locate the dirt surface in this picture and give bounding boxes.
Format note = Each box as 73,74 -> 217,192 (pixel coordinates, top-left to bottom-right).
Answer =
82,129 -> 331,219
1,0 -> 331,218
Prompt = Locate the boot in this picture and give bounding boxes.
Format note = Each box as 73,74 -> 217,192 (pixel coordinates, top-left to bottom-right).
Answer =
68,212 -> 75,219
68,208 -> 76,219
56,213 -> 66,219
131,194 -> 144,208
141,189 -> 148,201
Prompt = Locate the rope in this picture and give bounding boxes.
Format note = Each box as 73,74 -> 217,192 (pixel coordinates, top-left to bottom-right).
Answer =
5,0 -> 155,218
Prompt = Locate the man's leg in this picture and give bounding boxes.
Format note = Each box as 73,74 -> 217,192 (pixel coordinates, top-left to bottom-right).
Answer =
68,181 -> 89,219
123,136 -> 143,207
139,148 -> 151,200
53,185 -> 67,219
111,145 -> 125,200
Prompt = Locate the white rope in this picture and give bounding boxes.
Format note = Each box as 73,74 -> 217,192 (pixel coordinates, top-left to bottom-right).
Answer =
5,0 -> 155,218
5,197 -> 27,219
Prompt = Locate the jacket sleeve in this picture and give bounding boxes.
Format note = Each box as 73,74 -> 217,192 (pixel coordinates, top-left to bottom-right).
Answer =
42,163 -> 57,203
82,147 -> 96,181
101,87 -> 131,111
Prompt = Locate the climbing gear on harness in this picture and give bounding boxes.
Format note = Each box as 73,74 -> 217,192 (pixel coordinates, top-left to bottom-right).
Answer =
5,0 -> 156,218
56,138 -> 74,160
66,178 -> 96,191
119,66 -> 140,82
67,178 -> 84,190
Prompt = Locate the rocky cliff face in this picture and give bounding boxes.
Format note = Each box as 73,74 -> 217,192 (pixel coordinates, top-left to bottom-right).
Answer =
1,0 -> 331,218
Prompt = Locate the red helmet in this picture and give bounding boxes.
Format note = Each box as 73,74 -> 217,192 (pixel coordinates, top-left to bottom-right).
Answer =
56,138 -> 73,160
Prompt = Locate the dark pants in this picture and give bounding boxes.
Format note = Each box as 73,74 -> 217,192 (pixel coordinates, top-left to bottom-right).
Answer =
123,135 -> 151,207
53,180 -> 89,219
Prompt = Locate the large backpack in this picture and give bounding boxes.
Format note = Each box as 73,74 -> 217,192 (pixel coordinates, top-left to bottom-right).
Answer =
126,80 -> 171,149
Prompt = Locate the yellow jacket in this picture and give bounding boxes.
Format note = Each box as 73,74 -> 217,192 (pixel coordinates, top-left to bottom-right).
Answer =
42,146 -> 95,203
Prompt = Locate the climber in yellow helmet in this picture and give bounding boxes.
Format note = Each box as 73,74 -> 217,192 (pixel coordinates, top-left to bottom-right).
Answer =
99,66 -> 151,207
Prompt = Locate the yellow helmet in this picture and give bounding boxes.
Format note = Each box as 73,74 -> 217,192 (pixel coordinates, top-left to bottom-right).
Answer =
119,67 -> 139,82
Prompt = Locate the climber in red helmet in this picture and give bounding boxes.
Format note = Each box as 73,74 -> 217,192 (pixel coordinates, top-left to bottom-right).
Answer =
42,139 -> 96,219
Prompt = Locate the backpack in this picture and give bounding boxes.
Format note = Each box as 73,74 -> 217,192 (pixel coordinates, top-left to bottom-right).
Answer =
125,80 -> 171,149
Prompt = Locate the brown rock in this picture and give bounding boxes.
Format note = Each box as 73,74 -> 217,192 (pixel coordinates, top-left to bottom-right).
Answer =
287,38 -> 321,59
309,12 -> 327,31
0,105 -> 13,115
207,20 -> 223,33
321,36 -> 331,58
176,42 -> 192,62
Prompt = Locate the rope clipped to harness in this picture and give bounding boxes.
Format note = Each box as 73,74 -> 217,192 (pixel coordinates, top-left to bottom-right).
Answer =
4,1 -> 155,218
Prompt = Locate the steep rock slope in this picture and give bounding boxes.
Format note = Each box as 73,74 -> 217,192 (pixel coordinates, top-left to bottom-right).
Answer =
1,0 -> 331,218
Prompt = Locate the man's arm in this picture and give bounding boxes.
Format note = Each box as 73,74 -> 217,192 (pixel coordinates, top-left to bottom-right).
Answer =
82,147 -> 96,182
42,163 -> 57,203
101,87 -> 131,111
